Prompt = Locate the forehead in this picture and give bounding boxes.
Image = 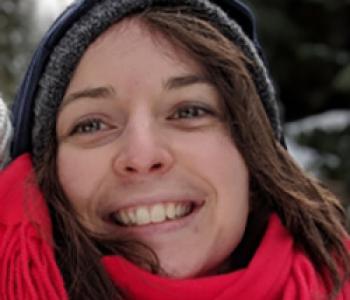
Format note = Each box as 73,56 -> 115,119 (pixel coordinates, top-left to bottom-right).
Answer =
84,17 -> 199,70
64,17 -> 206,94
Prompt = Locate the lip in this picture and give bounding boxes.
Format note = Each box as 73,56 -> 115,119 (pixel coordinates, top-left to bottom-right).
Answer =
99,188 -> 207,236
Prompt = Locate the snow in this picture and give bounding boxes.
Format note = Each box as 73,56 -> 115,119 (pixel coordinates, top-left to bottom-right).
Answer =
285,110 -> 350,170
32,0 -> 74,33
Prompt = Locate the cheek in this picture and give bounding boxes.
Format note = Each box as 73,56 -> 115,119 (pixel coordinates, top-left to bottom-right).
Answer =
201,135 -> 250,262
206,134 -> 249,221
213,138 -> 249,209
176,130 -> 249,195
170,131 -> 249,274
177,130 -> 250,224
57,146 -> 110,210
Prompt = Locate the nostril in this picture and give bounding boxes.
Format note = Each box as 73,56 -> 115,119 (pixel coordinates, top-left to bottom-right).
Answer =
124,163 -> 162,173
125,166 -> 137,173
151,162 -> 162,171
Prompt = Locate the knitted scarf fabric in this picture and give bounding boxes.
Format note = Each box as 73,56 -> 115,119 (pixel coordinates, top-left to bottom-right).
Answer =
1,155 -> 349,299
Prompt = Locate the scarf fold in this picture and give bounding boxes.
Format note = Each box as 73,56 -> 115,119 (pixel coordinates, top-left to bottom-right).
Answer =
0,154 -> 349,300
0,154 -> 68,300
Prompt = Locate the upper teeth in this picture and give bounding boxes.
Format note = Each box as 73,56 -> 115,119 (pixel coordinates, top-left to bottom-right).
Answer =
112,202 -> 192,226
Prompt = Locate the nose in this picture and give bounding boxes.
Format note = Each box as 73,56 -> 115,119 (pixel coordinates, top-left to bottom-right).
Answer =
112,122 -> 174,178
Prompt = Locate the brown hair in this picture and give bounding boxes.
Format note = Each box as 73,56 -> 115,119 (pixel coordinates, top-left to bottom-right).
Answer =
36,6 -> 349,300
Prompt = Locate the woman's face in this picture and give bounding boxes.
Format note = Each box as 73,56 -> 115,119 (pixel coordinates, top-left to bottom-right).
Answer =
56,19 -> 249,278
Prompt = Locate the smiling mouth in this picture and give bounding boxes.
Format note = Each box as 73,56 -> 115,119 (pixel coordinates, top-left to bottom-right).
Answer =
110,201 -> 197,227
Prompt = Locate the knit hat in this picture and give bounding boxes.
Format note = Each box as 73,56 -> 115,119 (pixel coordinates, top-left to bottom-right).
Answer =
11,0 -> 284,164
0,96 -> 12,166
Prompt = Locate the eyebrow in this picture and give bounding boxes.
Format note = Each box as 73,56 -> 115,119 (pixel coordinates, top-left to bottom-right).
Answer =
60,86 -> 116,111
60,74 -> 212,110
164,74 -> 212,90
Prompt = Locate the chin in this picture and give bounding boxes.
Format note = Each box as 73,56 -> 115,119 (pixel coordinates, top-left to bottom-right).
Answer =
158,258 -> 227,279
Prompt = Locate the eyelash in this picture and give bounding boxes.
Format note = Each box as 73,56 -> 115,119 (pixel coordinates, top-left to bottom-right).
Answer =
168,105 -> 214,120
69,105 -> 214,136
70,118 -> 107,135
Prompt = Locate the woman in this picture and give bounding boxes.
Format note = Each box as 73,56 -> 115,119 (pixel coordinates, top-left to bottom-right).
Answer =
1,0 -> 349,299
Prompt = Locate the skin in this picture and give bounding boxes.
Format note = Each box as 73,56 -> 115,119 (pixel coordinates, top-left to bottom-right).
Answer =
56,18 -> 250,278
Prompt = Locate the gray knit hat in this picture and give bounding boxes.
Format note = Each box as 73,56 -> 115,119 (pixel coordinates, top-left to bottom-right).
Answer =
0,96 -> 12,167
32,0 -> 282,164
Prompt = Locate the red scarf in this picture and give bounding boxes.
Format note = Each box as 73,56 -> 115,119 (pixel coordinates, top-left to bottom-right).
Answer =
1,155 -> 349,299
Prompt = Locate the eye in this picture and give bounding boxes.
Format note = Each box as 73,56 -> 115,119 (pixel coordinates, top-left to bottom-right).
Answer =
169,104 -> 213,120
70,118 -> 108,135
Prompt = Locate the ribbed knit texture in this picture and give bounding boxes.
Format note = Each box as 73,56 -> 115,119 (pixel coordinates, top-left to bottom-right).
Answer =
33,0 -> 282,166
0,155 -> 68,300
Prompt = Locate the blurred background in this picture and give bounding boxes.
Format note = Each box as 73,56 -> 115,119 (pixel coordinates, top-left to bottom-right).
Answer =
0,0 -> 349,216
